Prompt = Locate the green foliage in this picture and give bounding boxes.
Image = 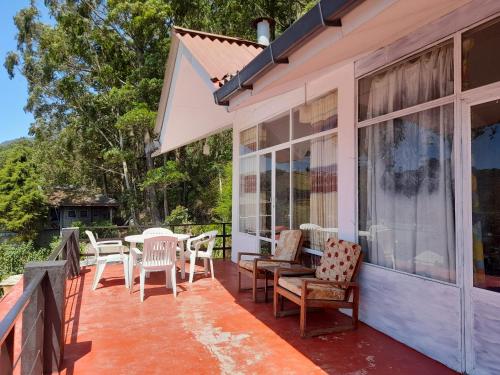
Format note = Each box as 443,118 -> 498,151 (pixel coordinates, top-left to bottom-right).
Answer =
165,205 -> 190,225
4,0 -> 312,228
213,162 -> 232,222
0,141 -> 47,240
0,241 -> 51,281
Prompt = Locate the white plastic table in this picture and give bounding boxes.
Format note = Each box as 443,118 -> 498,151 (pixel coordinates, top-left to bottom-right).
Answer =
124,233 -> 190,290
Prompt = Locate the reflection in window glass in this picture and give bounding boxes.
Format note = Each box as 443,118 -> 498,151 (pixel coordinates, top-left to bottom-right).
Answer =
358,104 -> 455,283
358,42 -> 453,121
275,149 -> 290,237
293,91 -> 338,139
239,157 -> 257,234
259,113 -> 289,149
240,127 -> 257,155
292,134 -> 338,251
259,153 -> 272,238
462,17 -> 500,91
471,99 -> 500,292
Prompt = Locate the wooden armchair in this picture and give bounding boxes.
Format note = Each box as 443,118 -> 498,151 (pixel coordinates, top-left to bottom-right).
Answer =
273,238 -> 363,338
238,230 -> 303,302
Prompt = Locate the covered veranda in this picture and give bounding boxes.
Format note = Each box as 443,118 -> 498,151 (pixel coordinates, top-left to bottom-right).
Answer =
58,261 -> 455,374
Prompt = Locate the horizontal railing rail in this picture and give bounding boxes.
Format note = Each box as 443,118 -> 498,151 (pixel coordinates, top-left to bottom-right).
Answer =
79,222 -> 232,259
0,228 -> 80,374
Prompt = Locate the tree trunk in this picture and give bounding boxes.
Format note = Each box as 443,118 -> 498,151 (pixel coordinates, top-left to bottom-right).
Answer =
119,130 -> 137,223
163,187 -> 169,219
144,131 -> 162,224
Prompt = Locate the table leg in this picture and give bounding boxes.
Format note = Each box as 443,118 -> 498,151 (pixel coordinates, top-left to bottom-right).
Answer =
264,271 -> 268,303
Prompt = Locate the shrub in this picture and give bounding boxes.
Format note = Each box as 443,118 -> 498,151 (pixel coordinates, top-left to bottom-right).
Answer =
0,241 -> 50,282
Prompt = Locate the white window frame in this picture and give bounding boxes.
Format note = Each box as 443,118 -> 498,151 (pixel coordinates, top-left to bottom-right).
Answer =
237,91 -> 339,256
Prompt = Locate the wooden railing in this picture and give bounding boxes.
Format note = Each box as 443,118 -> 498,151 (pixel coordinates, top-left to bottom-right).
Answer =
79,222 -> 232,259
0,228 -> 81,374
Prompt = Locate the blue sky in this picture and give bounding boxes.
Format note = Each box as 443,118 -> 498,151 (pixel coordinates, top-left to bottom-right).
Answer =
0,1 -> 50,143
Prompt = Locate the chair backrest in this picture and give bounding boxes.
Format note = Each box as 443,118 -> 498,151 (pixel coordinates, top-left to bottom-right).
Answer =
142,227 -> 173,236
142,236 -> 178,268
193,230 -> 218,257
85,230 -> 100,257
273,230 -> 303,261
316,238 -> 362,285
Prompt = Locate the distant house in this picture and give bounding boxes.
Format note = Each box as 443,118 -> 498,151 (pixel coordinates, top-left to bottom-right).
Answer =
47,188 -> 119,229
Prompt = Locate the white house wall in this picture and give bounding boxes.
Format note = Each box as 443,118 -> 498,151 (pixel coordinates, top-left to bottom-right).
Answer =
158,50 -> 234,153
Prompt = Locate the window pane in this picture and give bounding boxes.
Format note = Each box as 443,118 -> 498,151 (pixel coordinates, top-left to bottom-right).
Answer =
239,157 -> 257,234
471,99 -> 500,292
292,134 -> 338,252
292,91 -> 338,139
275,148 -> 290,237
358,42 -> 454,121
240,127 -> 257,155
259,113 -> 289,149
358,104 -> 456,283
462,17 -> 500,91
259,153 -> 272,238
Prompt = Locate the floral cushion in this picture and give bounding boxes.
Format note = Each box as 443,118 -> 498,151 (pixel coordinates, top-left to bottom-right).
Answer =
238,259 -> 291,271
315,238 -> 361,283
273,230 -> 302,261
278,276 -> 346,300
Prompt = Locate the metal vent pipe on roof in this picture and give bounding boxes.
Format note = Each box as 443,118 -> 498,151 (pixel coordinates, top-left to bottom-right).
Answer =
252,17 -> 275,46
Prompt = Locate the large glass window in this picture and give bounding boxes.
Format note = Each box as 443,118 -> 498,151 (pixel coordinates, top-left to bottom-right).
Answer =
292,134 -> 338,251
358,42 -> 456,283
239,157 -> 257,234
471,99 -> 500,292
293,91 -> 338,139
462,17 -> 500,91
358,42 -> 454,121
239,92 -> 338,254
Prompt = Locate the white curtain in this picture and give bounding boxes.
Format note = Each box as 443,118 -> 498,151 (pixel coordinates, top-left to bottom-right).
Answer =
360,42 -> 456,282
309,134 -> 338,251
239,157 -> 257,234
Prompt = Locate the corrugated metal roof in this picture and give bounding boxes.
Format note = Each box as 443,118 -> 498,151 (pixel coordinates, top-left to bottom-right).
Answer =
173,27 -> 264,86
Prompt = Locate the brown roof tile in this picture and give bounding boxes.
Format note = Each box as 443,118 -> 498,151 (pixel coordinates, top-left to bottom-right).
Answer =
173,26 -> 264,86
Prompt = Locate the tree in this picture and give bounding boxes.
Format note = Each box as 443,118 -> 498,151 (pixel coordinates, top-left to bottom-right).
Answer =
0,141 -> 47,240
5,0 -> 312,225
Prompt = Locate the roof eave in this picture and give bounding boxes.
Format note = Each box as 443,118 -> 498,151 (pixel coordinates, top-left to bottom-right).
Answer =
213,0 -> 365,106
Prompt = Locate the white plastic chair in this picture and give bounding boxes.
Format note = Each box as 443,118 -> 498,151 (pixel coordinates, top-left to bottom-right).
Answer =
132,235 -> 178,301
182,230 -> 218,283
86,230 -> 129,291
142,227 -> 174,236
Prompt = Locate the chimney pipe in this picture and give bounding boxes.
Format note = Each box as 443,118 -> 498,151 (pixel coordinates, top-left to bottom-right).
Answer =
251,17 -> 275,46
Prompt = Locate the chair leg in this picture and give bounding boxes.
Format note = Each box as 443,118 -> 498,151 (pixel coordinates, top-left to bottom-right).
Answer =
238,270 -> 242,292
353,289 -> 359,329
273,290 -> 279,318
92,261 -> 106,291
140,268 -> 146,302
209,259 -> 214,280
165,269 -> 172,288
203,259 -> 208,276
189,256 -> 196,284
171,266 -> 177,298
252,272 -> 257,302
123,258 -> 129,288
300,302 -> 307,338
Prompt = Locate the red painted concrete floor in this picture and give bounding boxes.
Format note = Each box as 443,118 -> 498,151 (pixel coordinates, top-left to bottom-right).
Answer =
61,260 -> 458,375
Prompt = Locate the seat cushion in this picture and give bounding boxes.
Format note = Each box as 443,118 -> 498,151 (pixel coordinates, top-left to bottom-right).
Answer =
239,259 -> 290,271
316,238 -> 361,283
274,230 -> 302,261
278,276 -> 346,301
